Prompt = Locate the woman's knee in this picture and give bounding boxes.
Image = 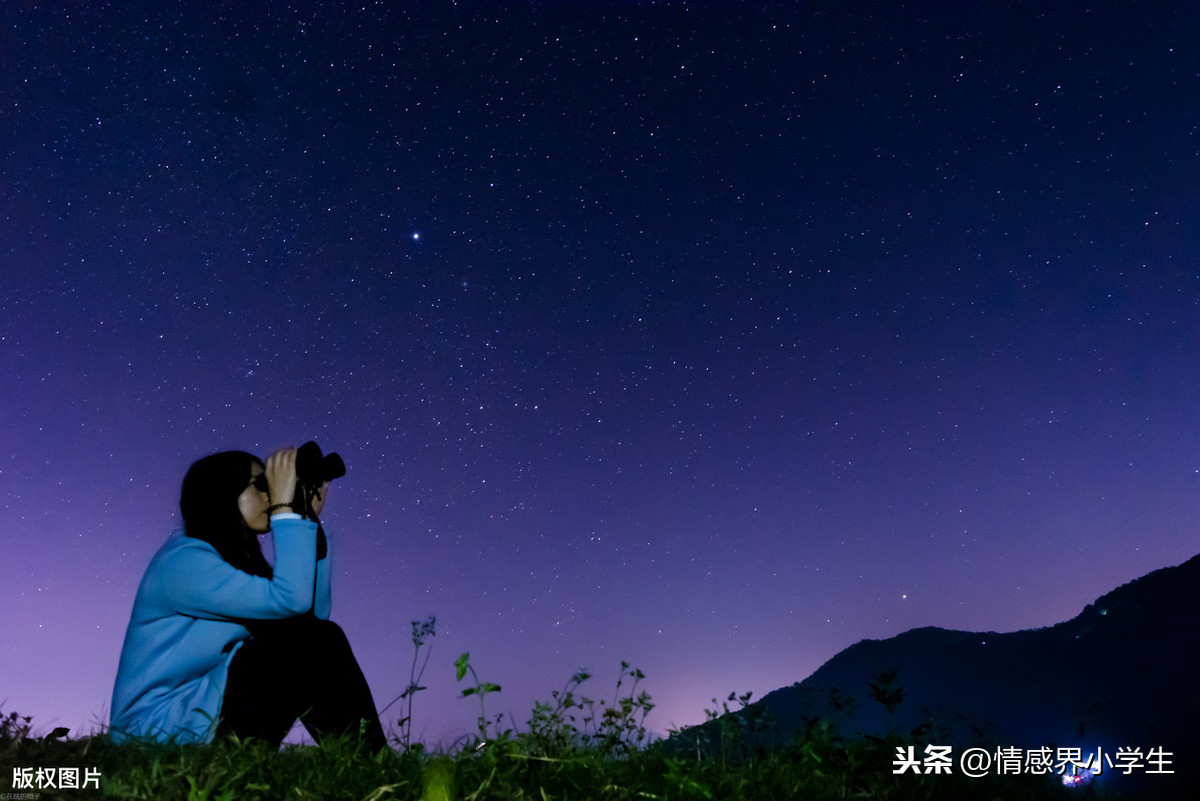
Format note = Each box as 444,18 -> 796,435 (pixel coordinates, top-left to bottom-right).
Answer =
289,618 -> 353,659
307,618 -> 349,646
248,616 -> 347,654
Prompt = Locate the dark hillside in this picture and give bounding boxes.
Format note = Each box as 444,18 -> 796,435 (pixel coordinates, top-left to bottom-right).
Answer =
670,554 -> 1200,792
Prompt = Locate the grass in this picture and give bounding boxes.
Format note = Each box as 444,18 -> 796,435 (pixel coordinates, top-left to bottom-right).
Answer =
3,696 -> 1167,801
2,713 -> 1090,801
1,639 -> 1184,799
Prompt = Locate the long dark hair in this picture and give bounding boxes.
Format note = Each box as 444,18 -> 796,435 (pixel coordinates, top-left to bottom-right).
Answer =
180,450 -> 273,578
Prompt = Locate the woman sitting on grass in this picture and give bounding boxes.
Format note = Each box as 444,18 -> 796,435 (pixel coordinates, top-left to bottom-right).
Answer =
110,446 -> 386,751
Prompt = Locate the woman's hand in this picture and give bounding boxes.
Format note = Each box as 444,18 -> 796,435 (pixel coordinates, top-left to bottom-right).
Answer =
265,446 -> 298,510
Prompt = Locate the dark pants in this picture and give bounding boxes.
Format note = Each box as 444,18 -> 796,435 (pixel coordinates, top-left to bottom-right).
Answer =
218,616 -> 387,751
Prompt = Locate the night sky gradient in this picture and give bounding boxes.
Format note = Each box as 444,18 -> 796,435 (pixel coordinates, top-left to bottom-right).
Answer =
4,2 -> 1200,745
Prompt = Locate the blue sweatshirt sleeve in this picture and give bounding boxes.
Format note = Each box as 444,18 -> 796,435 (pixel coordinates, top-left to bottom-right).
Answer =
148,517 -> 319,620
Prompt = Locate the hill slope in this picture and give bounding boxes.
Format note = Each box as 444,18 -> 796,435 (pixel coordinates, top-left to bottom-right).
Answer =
674,554 -> 1200,773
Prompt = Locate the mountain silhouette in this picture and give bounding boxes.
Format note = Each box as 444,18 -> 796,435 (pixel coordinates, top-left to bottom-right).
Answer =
672,553 -> 1200,789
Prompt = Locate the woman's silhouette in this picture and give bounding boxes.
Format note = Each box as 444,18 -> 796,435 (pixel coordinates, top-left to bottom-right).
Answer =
110,447 -> 385,750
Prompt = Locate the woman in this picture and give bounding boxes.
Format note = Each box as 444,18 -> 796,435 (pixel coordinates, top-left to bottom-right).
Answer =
110,447 -> 386,750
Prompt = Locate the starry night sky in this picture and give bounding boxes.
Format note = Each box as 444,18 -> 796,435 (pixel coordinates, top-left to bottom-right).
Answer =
3,1 -> 1200,745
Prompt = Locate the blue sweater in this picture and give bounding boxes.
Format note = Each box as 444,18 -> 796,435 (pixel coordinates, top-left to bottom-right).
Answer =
110,515 -> 331,743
